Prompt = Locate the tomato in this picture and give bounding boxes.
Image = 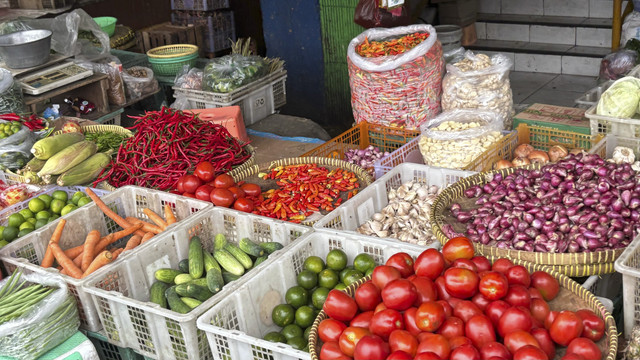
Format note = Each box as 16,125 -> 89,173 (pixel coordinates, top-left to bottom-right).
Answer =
320,341 -> 350,360
437,316 -> 465,339
561,354 -> 586,360
453,300 -> 482,323
382,279 -> 417,311
210,188 -> 234,207
497,307 -> 532,338
354,334 -> 390,360
531,328 -> 555,360
442,237 -> 475,263
529,287 -> 543,300
544,310 -> 558,330
471,292 -> 491,311
182,175 -> 202,193
437,300 -> 453,317
389,330 -> 418,357
324,289 -> 358,322
450,344 -> 481,360
465,315 -> 496,349
414,352 -> 443,360
195,184 -> 214,202
484,300 -> 510,327
479,271 -> 508,301
416,333 -> 451,360
410,276 -> 437,306
213,174 -> 235,189
387,350 -> 413,360
530,271 -> 559,301
233,197 -> 254,212
530,298 -> 550,324
193,161 -> 215,182
227,186 -> 245,200
434,276 -> 452,300
576,309 -> 605,342
415,301 -> 446,332
319,319 -> 348,343
549,311 -> 584,346
505,265 -> 531,287
513,345 -> 548,360
240,183 -> 261,197
176,176 -> 186,192
492,258 -> 514,274
370,309 -> 404,340
472,256 -> 492,273
444,267 -> 479,299
355,282 -> 382,312
452,259 -> 478,272
339,326 -> 371,357
182,192 -> 196,198
372,266 -> 402,290
403,307 -> 422,336
386,253 -> 415,278
351,311 -> 374,328
504,285 -> 531,308
503,330 -> 540,355
566,338 -> 601,360
480,342 -> 511,360
375,302 -> 387,314
414,249 -> 445,280
449,336 -> 473,350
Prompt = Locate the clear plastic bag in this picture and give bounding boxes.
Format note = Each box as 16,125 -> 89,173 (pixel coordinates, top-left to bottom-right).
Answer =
443,46 -> 466,64
96,62 -> 126,106
599,50 -> 638,81
202,54 -> 268,93
0,20 -> 33,35
0,121 -> 35,171
441,51 -> 514,129
0,69 -> 24,114
170,94 -> 191,110
174,65 -> 203,90
122,66 -> 159,100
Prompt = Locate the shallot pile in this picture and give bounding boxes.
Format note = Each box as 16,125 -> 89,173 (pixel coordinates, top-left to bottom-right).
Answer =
450,152 -> 640,253
344,146 -> 389,175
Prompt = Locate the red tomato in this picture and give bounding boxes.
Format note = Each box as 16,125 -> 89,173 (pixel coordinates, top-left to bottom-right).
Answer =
182,175 -> 202,193
471,292 -> 491,311
195,185 -> 214,202
449,336 -> 473,350
484,300 -> 510,327
324,289 -> 358,322
194,161 -> 215,182
550,311 -> 584,346
442,237 -> 475,264
210,188 -> 234,207
504,285 -> 531,308
513,345 -> 548,360
561,354 -> 586,360
530,298 -> 550,324
339,327 -> 371,357
447,297 -> 463,310
415,301 -> 446,332
387,350 -> 414,360
370,309 -> 404,340
382,279 -> 417,311
389,330 -> 418,357
531,328 -> 555,360
213,174 -> 235,189
492,258 -> 514,274
182,192 -> 196,198
351,311 -> 374,328
227,186 -> 245,200
319,319 -> 348,343
416,333 -> 451,360
444,267 -> 479,299
452,259 -> 478,272
479,342 -> 511,360
479,271 -> 509,301
176,176 -> 186,192
410,276 -> 437,306
233,197 -> 254,212
576,309 -> 605,342
434,276 -> 452,300
403,307 -> 422,336
450,344 -> 481,360
566,338 -> 601,360
320,341 -> 350,360
414,249 -> 445,280
505,265 -> 531,287
355,282 -> 382,312
354,334 -> 390,360
453,300 -> 482,323
386,253 -> 415,278
472,256 -> 492,273
414,352 -> 443,360
372,266 -> 402,290
544,310 -> 558,330
529,287 -> 543,300
503,330 -> 540,355
498,307 -> 532,338
240,183 -> 261,197
465,314 -> 496,349
437,316 -> 465,339
530,271 -> 560,301
375,302 -> 387,314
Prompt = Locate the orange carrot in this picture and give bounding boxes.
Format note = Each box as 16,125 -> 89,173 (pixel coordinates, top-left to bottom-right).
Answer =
64,245 -> 84,259
95,223 -> 144,254
125,217 -> 163,234
111,248 -> 124,261
164,204 -> 177,226
141,232 -> 154,244
41,219 -> 67,268
143,208 -> 167,230
82,251 -> 113,278
60,268 -> 68,276
73,252 -> 83,267
85,188 -> 145,237
50,242 -> 83,278
124,235 -> 141,252
81,230 -> 101,272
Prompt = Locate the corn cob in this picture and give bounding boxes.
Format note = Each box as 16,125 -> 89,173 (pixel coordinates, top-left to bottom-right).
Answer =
31,132 -> 85,160
37,141 -> 97,177
41,174 -> 58,185
57,152 -> 111,186
22,171 -> 42,184
23,157 -> 47,173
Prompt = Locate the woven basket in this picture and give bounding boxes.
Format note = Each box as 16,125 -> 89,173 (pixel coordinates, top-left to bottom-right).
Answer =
308,258 -> 618,360
146,44 -> 198,59
430,164 -> 623,277
52,124 -> 133,137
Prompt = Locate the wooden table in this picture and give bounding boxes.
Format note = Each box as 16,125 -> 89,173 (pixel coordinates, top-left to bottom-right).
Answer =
22,73 -> 109,116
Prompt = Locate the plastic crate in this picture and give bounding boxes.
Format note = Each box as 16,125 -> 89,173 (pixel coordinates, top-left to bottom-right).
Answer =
185,106 -> 249,143
614,235 -> 640,338
587,133 -> 640,160
0,186 -> 212,332
196,230 -> 428,360
83,207 -> 309,360
85,330 -> 143,360
515,123 -> 603,153
111,49 -> 150,69
574,80 -> 612,110
585,104 -> 640,138
313,163 -> 474,247
170,10 -> 235,53
170,0 -> 229,11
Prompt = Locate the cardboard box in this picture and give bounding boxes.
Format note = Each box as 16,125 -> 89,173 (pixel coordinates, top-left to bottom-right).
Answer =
513,103 -> 591,135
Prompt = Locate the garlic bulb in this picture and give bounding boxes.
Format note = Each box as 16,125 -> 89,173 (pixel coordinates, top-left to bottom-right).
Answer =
633,161 -> 640,172
613,146 -> 636,164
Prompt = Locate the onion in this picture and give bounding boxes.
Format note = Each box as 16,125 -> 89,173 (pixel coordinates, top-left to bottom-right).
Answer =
570,148 -> 585,155
494,159 -> 513,170
528,150 -> 550,164
548,145 -> 569,162
512,157 -> 531,167
514,144 -> 534,158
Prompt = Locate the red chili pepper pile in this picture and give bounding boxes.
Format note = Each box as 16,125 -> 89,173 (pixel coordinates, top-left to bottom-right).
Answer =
252,164 -> 360,223
94,107 -> 251,190
0,113 -> 46,131
356,32 -> 430,58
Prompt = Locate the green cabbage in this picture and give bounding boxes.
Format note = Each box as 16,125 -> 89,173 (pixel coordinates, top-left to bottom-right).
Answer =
597,76 -> 640,118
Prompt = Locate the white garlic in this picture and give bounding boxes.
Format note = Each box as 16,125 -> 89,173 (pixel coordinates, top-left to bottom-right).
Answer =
613,146 -> 636,165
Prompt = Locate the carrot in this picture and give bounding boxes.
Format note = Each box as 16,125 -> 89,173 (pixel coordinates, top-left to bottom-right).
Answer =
124,235 -> 141,252
141,232 -> 154,244
49,242 -> 83,279
82,251 -> 113,278
60,268 -> 68,276
64,245 -> 84,259
41,219 -> 67,268
95,223 -> 144,254
125,217 -> 163,234
164,204 -> 177,226
81,230 -> 101,272
85,188 -> 145,237
73,252 -> 83,267
111,248 -> 124,261
143,208 -> 167,230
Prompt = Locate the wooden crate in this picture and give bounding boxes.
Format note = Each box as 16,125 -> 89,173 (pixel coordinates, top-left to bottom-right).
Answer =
136,22 -> 204,54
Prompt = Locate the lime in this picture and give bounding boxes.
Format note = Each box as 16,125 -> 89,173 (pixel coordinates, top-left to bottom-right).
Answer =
263,331 -> 287,343
35,210 -> 50,220
19,222 -> 34,231
353,253 -> 376,274
334,283 -> 347,291
51,190 -> 68,202
50,199 -> 65,215
326,249 -> 348,271
28,198 -> 45,213
343,269 -> 364,286
26,218 -> 37,226
77,197 -> 92,207
0,226 -> 4,240
34,219 -> 48,229
318,269 -> 339,289
60,204 -> 77,216
303,256 -> 325,274
0,240 -> 8,248
287,337 -> 307,350
365,267 -> 375,278
18,228 -> 32,237
18,208 -> 34,220
339,267 -> 355,283
303,326 -> 312,342
272,304 -> 295,327
281,324 -> 303,341
311,287 -> 330,309
295,306 -> 315,328
7,213 -> 24,228
2,227 -> 18,242
70,191 -> 85,205
296,270 -> 318,290
37,194 -> 52,209
285,286 -> 309,309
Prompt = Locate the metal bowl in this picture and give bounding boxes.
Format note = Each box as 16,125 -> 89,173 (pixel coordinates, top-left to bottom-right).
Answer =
0,30 -> 52,69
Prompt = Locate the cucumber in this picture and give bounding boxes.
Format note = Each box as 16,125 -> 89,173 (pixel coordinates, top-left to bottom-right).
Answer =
189,236 -> 204,279
238,238 -> 264,257
203,250 -> 222,273
254,256 -> 268,268
149,281 -> 168,309
180,297 -> 203,309
155,268 -> 182,284
178,259 -> 190,273
175,284 -> 213,302
174,273 -> 194,285
214,233 -> 227,250
222,271 -> 242,284
213,249 -> 245,276
165,286 -> 191,314
259,242 -> 284,254
206,268 -> 224,294
188,278 -> 209,287
224,244 -> 253,269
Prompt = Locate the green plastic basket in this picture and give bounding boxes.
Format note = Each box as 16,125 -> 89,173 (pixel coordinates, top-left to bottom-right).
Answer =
148,53 -> 198,76
94,17 -> 117,37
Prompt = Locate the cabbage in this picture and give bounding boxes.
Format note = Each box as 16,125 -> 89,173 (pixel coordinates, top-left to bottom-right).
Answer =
596,76 -> 640,118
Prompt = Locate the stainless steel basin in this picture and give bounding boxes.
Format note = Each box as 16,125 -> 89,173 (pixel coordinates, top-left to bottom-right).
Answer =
0,29 -> 52,69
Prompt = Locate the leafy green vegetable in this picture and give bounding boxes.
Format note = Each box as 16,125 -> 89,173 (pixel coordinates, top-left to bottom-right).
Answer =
596,76 -> 640,118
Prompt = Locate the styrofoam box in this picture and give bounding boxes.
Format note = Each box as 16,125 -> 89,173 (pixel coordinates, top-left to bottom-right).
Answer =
0,186 -> 212,332
83,207 -> 310,360
614,234 -> 640,338
196,230 -> 429,360
313,163 -> 475,247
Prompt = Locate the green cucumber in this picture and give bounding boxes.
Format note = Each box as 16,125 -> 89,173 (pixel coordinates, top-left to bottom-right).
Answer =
189,236 -> 204,279
174,273 -> 194,285
188,278 -> 208,287
154,268 -> 182,284
149,281 -> 168,309
206,268 -> 224,294
203,250 -> 222,273
238,238 -> 264,257
178,259 -> 190,273
213,249 -> 245,276
214,233 -> 228,250
180,297 -> 202,309
259,242 -> 284,254
254,256 -> 268,268
165,286 -> 191,314
224,244 -> 253,269
175,283 -> 213,302
222,270 -> 242,284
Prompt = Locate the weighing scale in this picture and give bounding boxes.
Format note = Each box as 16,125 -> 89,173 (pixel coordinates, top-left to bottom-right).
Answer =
17,61 -> 93,95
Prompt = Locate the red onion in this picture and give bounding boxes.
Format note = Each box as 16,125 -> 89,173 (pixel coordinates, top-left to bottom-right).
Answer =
344,146 -> 389,171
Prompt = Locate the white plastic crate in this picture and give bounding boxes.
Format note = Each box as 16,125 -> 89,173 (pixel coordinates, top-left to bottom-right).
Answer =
574,80 -> 612,110
313,163 -> 474,247
196,230 -> 429,360
588,134 -> 640,160
83,207 -> 309,360
615,234 -> 640,338
585,105 -> 640,138
0,186 -> 212,332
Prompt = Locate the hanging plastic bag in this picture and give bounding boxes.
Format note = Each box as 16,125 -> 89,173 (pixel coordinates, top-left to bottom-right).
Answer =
599,50 -> 638,81
122,66 -> 159,100
0,121 -> 36,171
354,0 -> 412,28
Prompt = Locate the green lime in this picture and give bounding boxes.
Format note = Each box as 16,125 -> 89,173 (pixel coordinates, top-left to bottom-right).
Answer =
303,326 -> 312,342
318,269 -> 340,289
272,304 -> 295,327
296,270 -> 318,290
7,213 -> 24,228
311,287 -> 330,309
334,283 -> 347,291
26,218 -> 37,226
264,331 -> 287,343
287,337 -> 307,350
38,194 -> 52,209
70,191 -> 85,205
281,324 -> 303,341
60,204 -> 77,216
28,198 -> 45,213
285,286 -> 309,309
34,219 -> 48,229
18,228 -> 32,237
295,306 -> 315,328
19,222 -> 34,231
339,267 -> 355,283
51,190 -> 68,202
365,267 -> 375,277
50,199 -> 65,215
0,226 -> 5,240
35,210 -> 50,220
18,208 -> 34,220
2,226 -> 18,242
0,240 -> 8,248
303,256 -> 325,274
343,269 -> 364,286
353,253 -> 376,274
326,249 -> 348,271
77,197 -> 92,207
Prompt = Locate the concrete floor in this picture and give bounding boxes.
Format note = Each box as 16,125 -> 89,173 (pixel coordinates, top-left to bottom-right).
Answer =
510,71 -> 598,107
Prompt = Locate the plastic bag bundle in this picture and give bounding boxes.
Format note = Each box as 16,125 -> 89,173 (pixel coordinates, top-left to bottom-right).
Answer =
441,51 -> 514,129
599,50 -> 638,81
122,66 -> 159,100
347,24 -> 445,129
0,120 -> 36,171
0,69 -> 24,114
174,65 -> 204,90
202,54 -> 267,93
96,62 -> 126,106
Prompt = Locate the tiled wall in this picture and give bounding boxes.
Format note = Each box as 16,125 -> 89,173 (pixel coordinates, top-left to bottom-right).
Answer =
478,0 -> 628,18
